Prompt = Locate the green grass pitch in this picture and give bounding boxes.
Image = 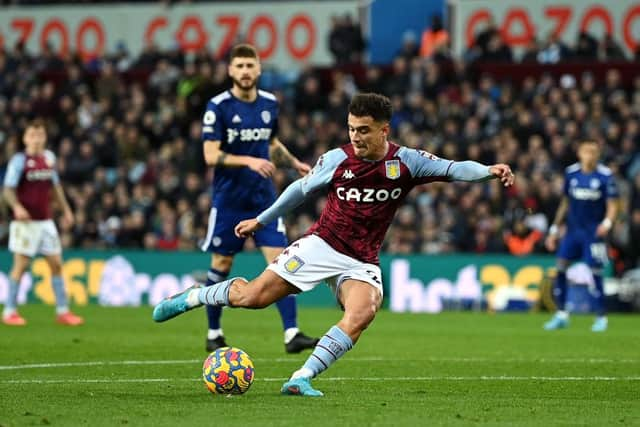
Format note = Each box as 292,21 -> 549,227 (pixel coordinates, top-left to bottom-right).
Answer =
1,305 -> 639,426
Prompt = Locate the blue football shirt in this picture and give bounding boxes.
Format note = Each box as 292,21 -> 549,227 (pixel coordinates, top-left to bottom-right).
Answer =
201,89 -> 279,211
564,163 -> 618,237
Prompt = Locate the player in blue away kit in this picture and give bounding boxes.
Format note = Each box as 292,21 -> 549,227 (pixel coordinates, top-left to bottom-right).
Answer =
544,140 -> 619,332
199,44 -> 318,353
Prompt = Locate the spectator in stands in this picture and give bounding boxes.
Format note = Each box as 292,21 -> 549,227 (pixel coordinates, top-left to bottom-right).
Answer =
397,31 -> 420,61
503,218 -> 543,256
419,15 -> 449,59
537,33 -> 571,64
521,38 -> 540,63
600,35 -> 627,61
295,74 -> 326,114
0,26 -> 639,275
328,14 -> 365,65
574,31 -> 598,61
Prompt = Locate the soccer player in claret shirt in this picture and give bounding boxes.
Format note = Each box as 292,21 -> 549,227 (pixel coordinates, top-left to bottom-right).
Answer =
544,140 -> 619,332
154,93 -> 515,396
198,43 -> 318,353
2,120 -> 84,326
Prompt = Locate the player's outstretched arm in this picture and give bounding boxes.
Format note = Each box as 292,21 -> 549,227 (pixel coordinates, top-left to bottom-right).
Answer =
204,140 -> 275,178
234,179 -> 308,238
449,161 -> 515,187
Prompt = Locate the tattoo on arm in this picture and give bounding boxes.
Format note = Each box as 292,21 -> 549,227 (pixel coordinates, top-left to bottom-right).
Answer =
216,152 -> 227,167
270,144 -> 294,168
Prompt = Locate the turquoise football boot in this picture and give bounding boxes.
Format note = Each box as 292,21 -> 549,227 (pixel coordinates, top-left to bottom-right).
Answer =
591,317 -> 608,332
281,377 -> 323,397
152,284 -> 202,322
543,313 -> 569,330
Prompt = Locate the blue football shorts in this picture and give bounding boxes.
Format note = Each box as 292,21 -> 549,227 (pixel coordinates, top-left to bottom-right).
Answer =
557,232 -> 607,268
200,207 -> 287,255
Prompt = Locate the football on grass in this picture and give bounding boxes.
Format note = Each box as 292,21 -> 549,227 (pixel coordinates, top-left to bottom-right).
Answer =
202,347 -> 255,395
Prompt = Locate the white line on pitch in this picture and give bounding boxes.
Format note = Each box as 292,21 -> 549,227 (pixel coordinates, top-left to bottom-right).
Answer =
2,376 -> 640,385
0,356 -> 638,371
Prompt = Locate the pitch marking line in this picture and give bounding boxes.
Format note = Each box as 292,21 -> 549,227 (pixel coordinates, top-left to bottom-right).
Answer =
2,376 -> 640,385
0,357 -> 638,371
1,357 -> 638,371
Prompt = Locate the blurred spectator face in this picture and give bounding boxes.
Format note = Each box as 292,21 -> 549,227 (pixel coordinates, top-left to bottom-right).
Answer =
185,173 -> 200,191
488,34 -> 503,52
581,73 -> 595,92
199,62 -> 213,79
366,67 -> 381,82
197,193 -> 211,213
184,62 -> 196,77
80,141 -> 93,158
102,62 -> 114,77
228,55 -> 260,91
392,57 -> 407,75
131,211 -> 145,229
59,95 -> 74,112
43,82 -> 55,99
606,69 -> 621,89
143,232 -> 157,249
304,77 -> 319,94
23,124 -> 47,154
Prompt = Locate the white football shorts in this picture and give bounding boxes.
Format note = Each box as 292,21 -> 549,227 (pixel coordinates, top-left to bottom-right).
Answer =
267,234 -> 383,303
9,220 -> 62,257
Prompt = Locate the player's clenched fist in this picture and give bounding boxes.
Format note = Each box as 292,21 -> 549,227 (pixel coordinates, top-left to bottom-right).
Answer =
235,218 -> 264,238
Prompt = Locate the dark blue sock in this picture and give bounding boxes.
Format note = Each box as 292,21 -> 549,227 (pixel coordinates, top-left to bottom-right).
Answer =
554,269 -> 567,311
205,268 -> 228,331
592,272 -> 605,317
276,295 -> 297,330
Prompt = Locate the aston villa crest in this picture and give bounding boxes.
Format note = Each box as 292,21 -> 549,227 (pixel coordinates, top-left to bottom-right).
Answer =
284,255 -> 304,273
261,110 -> 271,124
385,160 -> 401,180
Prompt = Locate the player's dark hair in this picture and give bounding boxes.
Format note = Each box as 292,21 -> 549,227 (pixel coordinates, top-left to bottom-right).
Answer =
230,44 -> 259,61
24,118 -> 46,133
579,139 -> 599,146
348,93 -> 393,123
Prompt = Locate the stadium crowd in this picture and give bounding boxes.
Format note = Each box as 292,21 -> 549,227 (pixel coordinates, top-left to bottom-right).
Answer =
1,24 -> 640,275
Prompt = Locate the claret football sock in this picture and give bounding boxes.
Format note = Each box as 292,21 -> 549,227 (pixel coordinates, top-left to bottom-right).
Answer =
292,325 -> 353,379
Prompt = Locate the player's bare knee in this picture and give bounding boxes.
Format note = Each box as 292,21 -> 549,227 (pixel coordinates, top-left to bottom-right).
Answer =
344,305 -> 377,332
49,264 -> 62,276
